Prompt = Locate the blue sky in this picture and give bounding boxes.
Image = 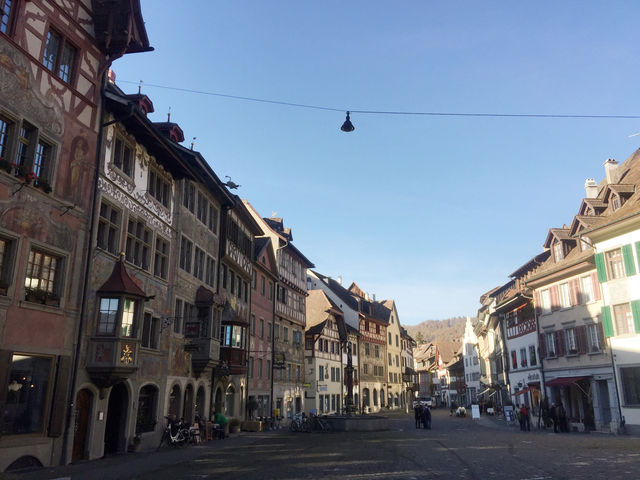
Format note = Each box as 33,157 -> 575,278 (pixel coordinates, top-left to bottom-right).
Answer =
113,1 -> 640,325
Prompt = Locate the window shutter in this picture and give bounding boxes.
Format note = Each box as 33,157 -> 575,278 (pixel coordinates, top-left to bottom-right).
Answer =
555,330 -> 566,357
576,325 -> 587,354
550,286 -> 560,311
631,300 -> 640,334
533,291 -> 541,316
591,272 -> 601,301
601,306 -> 614,338
538,334 -> 547,358
622,244 -> 636,276
48,355 -> 72,437
594,252 -> 607,283
0,350 -> 12,438
596,322 -> 605,349
569,279 -> 579,306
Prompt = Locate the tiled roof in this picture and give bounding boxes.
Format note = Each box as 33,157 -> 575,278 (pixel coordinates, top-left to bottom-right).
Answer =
311,271 -> 359,311
98,258 -> 146,297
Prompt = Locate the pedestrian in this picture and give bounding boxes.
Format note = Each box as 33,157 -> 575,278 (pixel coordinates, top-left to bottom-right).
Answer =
556,402 -> 568,433
516,404 -> 524,431
414,404 -> 422,429
422,405 -> 432,430
213,411 -> 228,439
550,402 -> 559,433
520,404 -> 531,431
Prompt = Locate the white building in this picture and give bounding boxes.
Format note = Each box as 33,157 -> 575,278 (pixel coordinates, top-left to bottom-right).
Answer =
462,317 -> 481,405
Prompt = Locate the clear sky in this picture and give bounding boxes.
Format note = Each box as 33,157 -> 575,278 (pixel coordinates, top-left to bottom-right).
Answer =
113,1 -> 640,325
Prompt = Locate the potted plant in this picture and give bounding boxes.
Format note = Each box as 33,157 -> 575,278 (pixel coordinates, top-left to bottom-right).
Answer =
228,418 -> 241,434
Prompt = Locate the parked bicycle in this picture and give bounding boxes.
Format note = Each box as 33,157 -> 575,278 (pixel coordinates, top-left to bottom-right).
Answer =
310,413 -> 333,432
158,416 -> 190,448
289,412 -> 310,432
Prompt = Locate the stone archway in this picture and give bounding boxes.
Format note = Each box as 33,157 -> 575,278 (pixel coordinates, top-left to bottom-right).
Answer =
104,383 -> 128,455
214,387 -> 223,414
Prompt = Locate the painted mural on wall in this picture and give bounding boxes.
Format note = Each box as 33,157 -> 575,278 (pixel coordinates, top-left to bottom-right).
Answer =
0,40 -> 64,137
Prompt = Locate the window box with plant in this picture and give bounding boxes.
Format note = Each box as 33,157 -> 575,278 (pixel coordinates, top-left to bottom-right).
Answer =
24,288 -> 59,306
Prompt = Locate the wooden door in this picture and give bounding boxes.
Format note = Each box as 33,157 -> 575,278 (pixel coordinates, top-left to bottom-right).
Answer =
72,389 -> 92,462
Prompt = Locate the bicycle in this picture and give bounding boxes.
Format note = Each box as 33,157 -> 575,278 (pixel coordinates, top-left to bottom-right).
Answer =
157,416 -> 190,449
310,414 -> 333,432
289,412 -> 310,432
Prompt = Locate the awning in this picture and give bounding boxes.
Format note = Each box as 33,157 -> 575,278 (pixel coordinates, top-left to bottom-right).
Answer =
545,376 -> 588,387
513,387 -> 532,396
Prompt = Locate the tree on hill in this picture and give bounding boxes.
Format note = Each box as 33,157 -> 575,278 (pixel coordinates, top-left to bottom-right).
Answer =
405,317 -> 469,346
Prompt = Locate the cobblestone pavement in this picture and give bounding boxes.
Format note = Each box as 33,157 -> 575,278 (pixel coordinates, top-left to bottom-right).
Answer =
5,409 -> 640,480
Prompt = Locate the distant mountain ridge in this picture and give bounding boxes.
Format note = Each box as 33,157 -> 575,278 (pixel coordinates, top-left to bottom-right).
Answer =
405,317 -> 468,346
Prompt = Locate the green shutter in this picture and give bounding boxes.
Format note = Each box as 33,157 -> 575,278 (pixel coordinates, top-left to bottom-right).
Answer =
594,252 -> 608,283
601,305 -> 614,338
622,244 -> 636,276
631,300 -> 640,334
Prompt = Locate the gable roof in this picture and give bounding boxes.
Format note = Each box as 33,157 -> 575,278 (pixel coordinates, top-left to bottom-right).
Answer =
310,271 -> 359,311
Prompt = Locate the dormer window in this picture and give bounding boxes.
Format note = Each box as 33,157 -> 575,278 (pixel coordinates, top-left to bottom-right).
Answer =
113,134 -> 134,177
553,241 -> 563,263
612,195 -> 621,210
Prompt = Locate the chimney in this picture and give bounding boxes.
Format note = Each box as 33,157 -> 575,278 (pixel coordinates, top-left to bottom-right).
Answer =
337,276 -> 342,285
604,158 -> 619,184
107,69 -> 116,84
584,179 -> 598,199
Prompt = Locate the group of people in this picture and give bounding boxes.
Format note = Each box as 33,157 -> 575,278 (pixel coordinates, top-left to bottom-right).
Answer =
414,404 -> 432,430
549,401 -> 569,433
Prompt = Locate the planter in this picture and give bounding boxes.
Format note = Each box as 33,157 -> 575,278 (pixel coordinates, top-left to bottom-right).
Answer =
241,421 -> 261,432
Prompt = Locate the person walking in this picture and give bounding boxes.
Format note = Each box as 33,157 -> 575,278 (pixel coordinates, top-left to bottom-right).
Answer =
422,406 -> 432,430
213,411 -> 228,439
520,404 -> 531,431
414,404 -> 422,429
556,402 -> 568,433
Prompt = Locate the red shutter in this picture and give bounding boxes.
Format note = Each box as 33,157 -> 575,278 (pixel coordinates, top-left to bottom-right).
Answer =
539,333 -> 547,358
576,326 -> 587,354
550,286 -> 560,311
591,272 -> 601,301
555,330 -> 566,357
569,279 -> 580,306
534,291 -> 541,315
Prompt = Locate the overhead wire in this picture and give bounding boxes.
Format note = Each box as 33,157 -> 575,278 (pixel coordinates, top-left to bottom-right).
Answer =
118,79 -> 640,120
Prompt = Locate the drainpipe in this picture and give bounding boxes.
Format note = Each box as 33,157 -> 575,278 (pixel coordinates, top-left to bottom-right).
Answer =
60,68 -> 108,465
608,337 -> 625,433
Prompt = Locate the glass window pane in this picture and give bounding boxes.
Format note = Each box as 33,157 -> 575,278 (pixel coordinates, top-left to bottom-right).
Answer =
121,298 -> 135,337
42,30 -> 60,71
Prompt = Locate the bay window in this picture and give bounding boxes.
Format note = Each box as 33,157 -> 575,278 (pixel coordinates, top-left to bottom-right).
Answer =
97,296 -> 139,338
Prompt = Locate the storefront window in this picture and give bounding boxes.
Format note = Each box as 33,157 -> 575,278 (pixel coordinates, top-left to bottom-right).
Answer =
3,355 -> 52,434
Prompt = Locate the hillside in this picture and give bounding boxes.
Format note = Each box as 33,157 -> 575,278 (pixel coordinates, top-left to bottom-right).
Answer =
405,317 -> 468,346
